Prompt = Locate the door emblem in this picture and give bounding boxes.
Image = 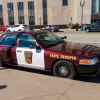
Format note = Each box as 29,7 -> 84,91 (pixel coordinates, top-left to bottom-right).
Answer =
24,51 -> 32,64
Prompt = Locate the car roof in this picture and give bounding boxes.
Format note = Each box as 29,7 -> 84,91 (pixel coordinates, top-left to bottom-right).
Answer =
2,30 -> 49,38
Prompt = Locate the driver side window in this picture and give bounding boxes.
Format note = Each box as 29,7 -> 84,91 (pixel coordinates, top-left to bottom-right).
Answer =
18,34 -> 36,48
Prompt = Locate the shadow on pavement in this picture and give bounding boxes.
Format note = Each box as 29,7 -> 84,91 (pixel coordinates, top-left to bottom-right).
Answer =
0,85 -> 7,90
7,66 -> 52,76
0,67 -> 9,70
4,66 -> 100,84
75,75 -> 100,84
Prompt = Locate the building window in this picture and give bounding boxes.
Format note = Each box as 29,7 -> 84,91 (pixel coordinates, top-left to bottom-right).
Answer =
42,0 -> 48,25
7,2 -> 14,25
92,0 -> 100,22
0,5 -> 3,25
62,0 -> 68,6
92,0 -> 100,15
28,1 -> 35,25
17,2 -> 25,24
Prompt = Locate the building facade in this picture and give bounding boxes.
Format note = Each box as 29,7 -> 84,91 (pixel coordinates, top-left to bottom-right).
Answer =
0,0 -> 99,26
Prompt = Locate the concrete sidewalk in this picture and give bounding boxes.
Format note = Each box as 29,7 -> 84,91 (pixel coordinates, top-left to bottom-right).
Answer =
0,69 -> 100,100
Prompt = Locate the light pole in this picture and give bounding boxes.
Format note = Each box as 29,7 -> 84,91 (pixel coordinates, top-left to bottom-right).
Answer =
39,16 -> 42,26
80,0 -> 85,30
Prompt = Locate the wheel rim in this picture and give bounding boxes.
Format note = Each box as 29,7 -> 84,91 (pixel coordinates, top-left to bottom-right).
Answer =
57,65 -> 70,77
59,66 -> 69,76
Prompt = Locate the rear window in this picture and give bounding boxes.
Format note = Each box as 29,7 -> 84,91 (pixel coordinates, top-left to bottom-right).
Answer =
0,34 -> 16,46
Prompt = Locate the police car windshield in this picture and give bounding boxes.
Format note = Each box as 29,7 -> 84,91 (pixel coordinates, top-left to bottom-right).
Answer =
36,32 -> 64,47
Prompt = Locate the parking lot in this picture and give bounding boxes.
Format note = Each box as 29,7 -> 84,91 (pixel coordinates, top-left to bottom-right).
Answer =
0,30 -> 100,100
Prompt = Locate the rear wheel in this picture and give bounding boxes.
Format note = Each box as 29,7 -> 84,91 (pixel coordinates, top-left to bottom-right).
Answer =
53,60 -> 76,79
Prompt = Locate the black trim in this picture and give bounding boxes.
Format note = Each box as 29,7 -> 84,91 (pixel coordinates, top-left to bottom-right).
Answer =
77,64 -> 100,74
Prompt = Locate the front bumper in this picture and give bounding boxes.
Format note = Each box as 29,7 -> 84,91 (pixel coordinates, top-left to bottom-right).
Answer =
77,63 -> 100,74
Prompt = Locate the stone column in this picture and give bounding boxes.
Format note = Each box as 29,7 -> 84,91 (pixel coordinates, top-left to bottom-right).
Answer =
13,0 -> 19,25
24,0 -> 29,25
2,0 -> 8,25
72,0 -> 91,24
34,0 -> 43,25
83,0 -> 92,24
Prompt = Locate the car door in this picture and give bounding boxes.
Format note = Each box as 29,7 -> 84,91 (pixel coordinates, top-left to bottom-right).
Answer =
16,34 -> 45,70
0,33 -> 17,63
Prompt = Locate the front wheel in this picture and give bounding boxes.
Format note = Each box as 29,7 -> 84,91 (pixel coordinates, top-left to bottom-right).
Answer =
53,60 -> 76,79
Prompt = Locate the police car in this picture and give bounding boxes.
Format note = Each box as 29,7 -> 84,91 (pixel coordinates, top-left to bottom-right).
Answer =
0,31 -> 100,79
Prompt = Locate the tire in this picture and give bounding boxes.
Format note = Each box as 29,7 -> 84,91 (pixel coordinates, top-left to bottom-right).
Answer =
0,60 -> 3,70
53,60 -> 76,79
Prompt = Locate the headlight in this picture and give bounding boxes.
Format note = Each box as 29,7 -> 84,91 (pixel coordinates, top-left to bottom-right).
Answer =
79,57 -> 99,65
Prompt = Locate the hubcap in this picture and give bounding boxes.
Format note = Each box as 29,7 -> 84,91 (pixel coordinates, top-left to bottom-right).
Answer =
59,66 -> 69,77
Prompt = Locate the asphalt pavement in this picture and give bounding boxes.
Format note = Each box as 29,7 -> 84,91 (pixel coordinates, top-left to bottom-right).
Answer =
0,68 -> 100,100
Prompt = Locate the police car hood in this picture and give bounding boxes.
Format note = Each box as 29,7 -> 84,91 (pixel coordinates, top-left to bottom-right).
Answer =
49,41 -> 100,55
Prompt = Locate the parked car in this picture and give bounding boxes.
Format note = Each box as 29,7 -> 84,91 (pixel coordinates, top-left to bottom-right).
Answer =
0,31 -> 100,79
81,22 -> 100,32
43,25 -> 59,32
7,24 -> 25,32
0,25 -> 7,32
